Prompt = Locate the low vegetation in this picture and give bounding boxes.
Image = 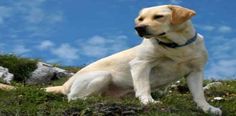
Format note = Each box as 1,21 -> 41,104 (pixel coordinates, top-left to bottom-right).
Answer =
0,79 -> 235,115
0,54 -> 38,82
0,54 -> 235,115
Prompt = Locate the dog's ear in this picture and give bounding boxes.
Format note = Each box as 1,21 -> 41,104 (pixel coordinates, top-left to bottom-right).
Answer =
168,5 -> 196,25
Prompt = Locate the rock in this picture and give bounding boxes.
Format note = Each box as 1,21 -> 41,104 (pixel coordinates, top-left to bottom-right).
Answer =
170,84 -> 177,88
0,66 -> 14,84
170,80 -> 182,89
203,82 -> 223,90
26,62 -> 74,84
176,80 -> 181,84
213,97 -> 224,101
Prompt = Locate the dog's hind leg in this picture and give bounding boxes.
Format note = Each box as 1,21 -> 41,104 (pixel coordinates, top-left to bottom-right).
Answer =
45,71 -> 86,95
67,71 -> 112,101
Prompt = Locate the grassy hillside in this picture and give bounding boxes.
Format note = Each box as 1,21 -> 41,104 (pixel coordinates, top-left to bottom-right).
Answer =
0,54 -> 235,115
0,79 -> 235,115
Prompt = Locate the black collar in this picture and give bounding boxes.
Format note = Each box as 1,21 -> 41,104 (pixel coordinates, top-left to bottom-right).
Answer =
156,32 -> 198,48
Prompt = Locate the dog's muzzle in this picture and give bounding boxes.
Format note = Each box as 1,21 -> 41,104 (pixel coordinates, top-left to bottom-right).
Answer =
135,25 -> 150,37
135,25 -> 166,37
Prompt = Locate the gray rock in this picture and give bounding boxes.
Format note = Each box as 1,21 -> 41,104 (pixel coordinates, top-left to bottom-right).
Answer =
0,66 -> 14,84
203,82 -> 223,90
26,62 -> 74,84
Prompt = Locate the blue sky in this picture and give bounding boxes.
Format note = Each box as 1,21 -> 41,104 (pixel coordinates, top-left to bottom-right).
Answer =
0,0 -> 235,79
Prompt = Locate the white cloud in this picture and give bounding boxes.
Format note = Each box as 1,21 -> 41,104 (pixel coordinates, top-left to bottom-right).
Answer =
87,36 -> 107,45
15,0 -> 46,7
25,8 -> 63,24
46,59 -> 60,64
79,35 -> 129,58
196,24 -> 233,33
25,8 -> 45,24
208,37 -> 236,59
169,0 -> 182,4
206,36 -> 236,79
206,59 -> 236,79
47,12 -> 64,24
218,25 -> 232,33
0,6 -> 12,24
38,40 -> 55,50
12,45 -> 31,55
15,0 -> 63,25
51,43 -> 79,60
0,0 -> 64,39
36,41 -> 79,65
200,25 -> 215,31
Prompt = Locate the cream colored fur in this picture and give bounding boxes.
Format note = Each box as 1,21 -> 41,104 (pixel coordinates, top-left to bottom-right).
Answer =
0,83 -> 14,90
45,5 -> 222,115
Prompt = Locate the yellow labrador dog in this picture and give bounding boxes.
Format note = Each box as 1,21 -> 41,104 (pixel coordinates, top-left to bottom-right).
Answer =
46,5 -> 222,115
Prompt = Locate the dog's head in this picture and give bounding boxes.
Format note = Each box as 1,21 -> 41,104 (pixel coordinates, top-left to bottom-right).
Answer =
135,5 -> 196,38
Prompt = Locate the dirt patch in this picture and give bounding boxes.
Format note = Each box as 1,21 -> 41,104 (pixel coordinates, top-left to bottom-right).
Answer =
63,103 -> 143,116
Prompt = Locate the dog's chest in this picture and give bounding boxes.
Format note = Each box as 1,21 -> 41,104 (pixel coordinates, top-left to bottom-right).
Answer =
149,57 -> 192,87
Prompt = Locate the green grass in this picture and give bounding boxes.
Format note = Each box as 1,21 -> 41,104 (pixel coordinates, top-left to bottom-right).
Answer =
0,55 -> 235,115
0,54 -> 38,83
0,79 -> 235,115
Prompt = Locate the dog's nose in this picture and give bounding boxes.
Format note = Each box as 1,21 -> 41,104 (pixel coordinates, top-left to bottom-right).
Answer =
135,25 -> 148,37
135,25 -> 147,32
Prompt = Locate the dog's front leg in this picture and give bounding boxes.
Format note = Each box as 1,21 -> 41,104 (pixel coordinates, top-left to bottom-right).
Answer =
187,71 -> 222,115
130,59 -> 156,105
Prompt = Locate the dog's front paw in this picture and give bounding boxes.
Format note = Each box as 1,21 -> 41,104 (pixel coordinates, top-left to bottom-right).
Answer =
139,96 -> 161,105
207,107 -> 222,116
201,105 -> 222,116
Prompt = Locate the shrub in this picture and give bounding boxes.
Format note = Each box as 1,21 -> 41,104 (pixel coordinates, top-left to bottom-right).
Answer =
62,66 -> 83,73
0,54 -> 38,83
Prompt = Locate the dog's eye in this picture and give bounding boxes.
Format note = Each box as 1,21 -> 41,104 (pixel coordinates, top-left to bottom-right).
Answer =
153,15 -> 164,20
138,17 -> 144,21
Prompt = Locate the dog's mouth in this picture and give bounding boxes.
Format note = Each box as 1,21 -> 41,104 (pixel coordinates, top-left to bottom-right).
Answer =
135,25 -> 166,38
157,32 -> 166,36
141,32 -> 166,38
